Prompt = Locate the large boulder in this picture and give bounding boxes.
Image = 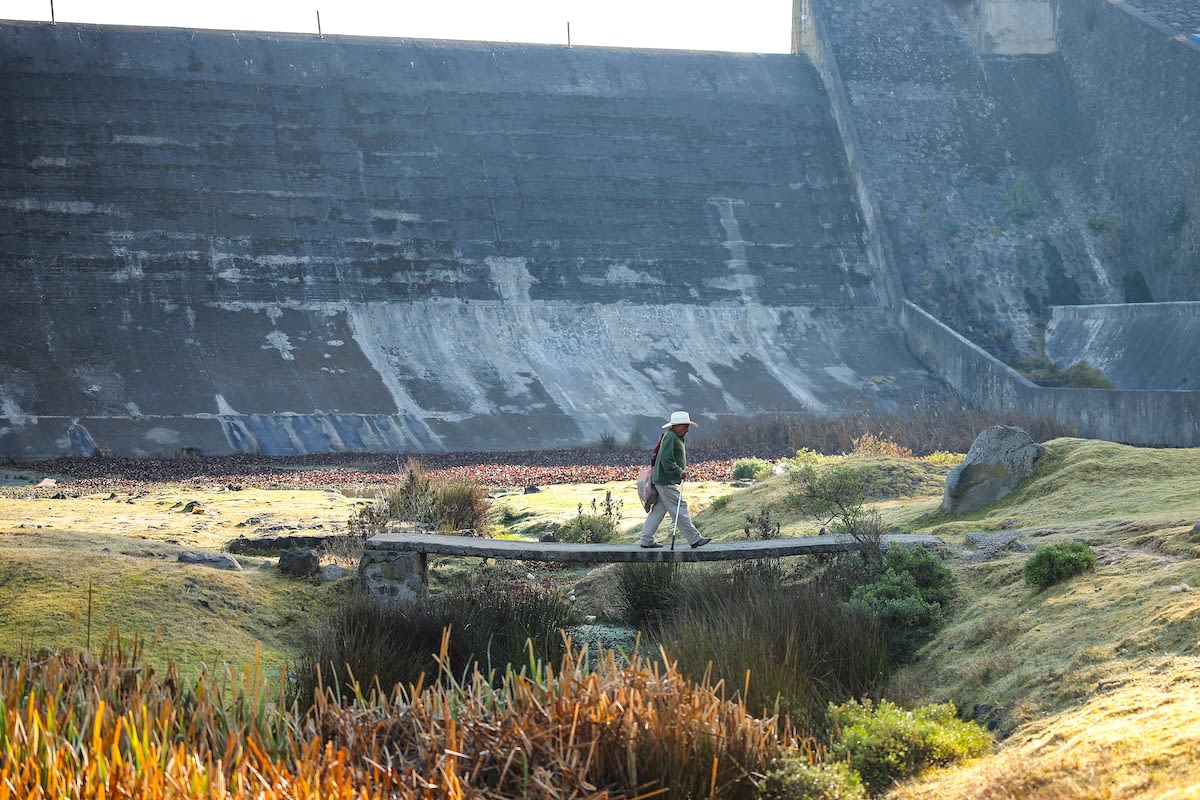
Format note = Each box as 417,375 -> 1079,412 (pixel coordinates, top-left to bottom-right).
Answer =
942,426 -> 1045,516
278,548 -> 320,578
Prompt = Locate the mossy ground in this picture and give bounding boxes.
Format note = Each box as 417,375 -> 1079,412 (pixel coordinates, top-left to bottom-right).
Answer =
1,438 -> 1199,796
0,485 -> 363,678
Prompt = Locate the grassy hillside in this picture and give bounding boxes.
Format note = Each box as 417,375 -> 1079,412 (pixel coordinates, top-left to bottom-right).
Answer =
0,485 -> 359,675
684,438 -> 1200,796
887,439 -> 1200,798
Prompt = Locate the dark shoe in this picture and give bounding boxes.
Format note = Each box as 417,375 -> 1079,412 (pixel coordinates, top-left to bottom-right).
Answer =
690,536 -> 712,549
639,541 -> 663,549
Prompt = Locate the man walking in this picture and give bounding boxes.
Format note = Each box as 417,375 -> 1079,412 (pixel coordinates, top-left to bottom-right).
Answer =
639,411 -> 712,549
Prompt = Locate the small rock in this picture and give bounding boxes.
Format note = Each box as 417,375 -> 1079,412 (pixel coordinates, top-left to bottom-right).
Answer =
320,564 -> 349,581
964,530 -> 1027,562
539,531 -> 558,543
37,477 -> 57,488
181,500 -> 205,514
524,485 -> 541,494
178,551 -> 242,570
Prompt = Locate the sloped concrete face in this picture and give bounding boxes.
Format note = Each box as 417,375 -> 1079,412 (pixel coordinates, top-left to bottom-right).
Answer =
1045,303 -> 1200,391
0,23 -> 940,457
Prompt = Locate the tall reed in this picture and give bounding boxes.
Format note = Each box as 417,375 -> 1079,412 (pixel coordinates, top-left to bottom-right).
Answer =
0,632 -> 809,799
704,395 -> 1075,456
288,581 -> 575,706
649,570 -> 889,730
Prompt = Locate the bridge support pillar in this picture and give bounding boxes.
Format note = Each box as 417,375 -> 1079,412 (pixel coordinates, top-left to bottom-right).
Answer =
359,547 -> 427,603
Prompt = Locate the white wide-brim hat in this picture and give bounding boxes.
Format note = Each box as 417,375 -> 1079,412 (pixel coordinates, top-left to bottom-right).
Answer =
661,411 -> 699,429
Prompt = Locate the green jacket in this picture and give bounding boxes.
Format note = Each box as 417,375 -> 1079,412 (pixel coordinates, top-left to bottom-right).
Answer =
652,429 -> 686,485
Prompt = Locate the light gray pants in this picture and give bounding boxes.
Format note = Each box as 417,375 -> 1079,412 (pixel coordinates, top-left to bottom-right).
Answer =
640,483 -> 703,546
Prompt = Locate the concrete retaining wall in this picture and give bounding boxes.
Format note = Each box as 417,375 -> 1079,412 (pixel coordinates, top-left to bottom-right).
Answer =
1045,302 -> 1200,390
901,301 -> 1200,446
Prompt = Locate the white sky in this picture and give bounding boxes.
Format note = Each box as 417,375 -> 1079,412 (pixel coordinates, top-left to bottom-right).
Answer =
0,1 -> 794,53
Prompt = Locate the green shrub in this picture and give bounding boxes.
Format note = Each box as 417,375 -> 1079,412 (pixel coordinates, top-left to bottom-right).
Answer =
1062,360 -> 1114,389
1003,176 -> 1038,224
787,464 -> 867,532
845,545 -> 956,665
732,457 -> 772,481
558,492 -> 623,543
1020,356 -> 1113,389
792,448 -> 826,465
708,494 -> 732,511
559,512 -> 615,544
828,699 -> 992,795
880,545 -> 957,608
921,451 -> 964,467
1023,541 -> 1097,589
761,757 -> 867,800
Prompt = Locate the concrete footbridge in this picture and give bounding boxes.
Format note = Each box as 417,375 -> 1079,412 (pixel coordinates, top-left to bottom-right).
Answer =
360,531 -> 945,601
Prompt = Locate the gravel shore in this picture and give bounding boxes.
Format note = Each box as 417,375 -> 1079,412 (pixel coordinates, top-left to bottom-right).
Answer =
4,446 -> 784,492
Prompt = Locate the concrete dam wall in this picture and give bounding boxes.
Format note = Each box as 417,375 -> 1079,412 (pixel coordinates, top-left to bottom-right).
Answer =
0,22 -> 942,457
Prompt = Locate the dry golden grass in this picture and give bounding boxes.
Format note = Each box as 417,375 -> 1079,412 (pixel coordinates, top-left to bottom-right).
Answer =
0,485 -> 363,673
0,633 -> 804,799
889,669 -> 1200,799
882,438 -> 1200,799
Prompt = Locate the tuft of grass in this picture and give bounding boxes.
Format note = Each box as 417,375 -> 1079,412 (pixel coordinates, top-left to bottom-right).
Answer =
648,568 -> 890,729
382,461 -> 491,534
431,479 -> 492,533
614,562 -> 686,628
289,578 -> 576,705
